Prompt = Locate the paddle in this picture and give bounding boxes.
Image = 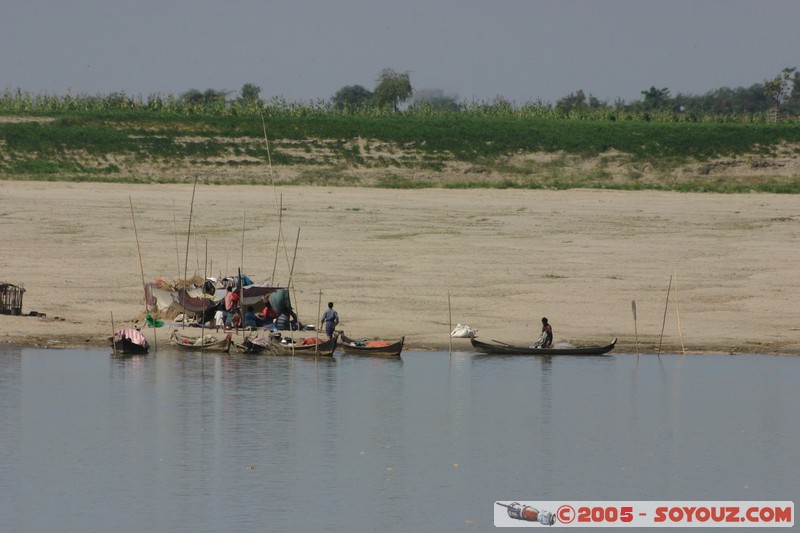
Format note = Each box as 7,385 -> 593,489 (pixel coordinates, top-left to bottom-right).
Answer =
491,339 -> 514,346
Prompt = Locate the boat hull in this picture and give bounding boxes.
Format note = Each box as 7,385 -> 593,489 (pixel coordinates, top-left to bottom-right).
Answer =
236,332 -> 338,357
470,337 -> 616,356
340,333 -> 406,357
340,333 -> 404,357
170,331 -> 232,352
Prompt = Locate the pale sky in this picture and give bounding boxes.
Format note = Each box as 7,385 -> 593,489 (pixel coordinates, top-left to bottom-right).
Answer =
1,0 -> 798,105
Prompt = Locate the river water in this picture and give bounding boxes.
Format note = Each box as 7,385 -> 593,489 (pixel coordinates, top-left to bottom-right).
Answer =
0,347 -> 797,532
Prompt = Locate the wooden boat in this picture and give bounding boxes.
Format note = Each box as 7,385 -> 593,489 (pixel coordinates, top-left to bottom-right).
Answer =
339,332 -> 404,357
470,336 -> 616,356
111,328 -> 150,355
170,330 -> 232,352
236,331 -> 339,357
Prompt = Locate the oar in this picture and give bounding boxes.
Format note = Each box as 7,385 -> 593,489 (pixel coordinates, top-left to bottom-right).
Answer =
491,339 -> 514,346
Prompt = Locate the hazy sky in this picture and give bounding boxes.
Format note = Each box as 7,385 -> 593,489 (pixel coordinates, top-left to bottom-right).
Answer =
2,0 -> 798,105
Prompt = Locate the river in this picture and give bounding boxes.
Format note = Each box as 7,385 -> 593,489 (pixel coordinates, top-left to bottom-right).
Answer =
1,347 -> 796,532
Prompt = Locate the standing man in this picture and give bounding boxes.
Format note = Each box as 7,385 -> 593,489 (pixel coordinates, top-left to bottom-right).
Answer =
223,286 -> 240,329
320,301 -> 339,338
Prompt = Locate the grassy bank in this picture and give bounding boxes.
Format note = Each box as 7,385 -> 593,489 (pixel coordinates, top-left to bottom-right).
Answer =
2,110 -> 800,192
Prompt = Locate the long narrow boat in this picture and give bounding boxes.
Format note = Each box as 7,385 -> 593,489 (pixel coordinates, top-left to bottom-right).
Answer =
236,332 -> 339,357
110,328 -> 150,355
170,330 -> 232,353
470,336 -> 616,356
339,332 -> 404,357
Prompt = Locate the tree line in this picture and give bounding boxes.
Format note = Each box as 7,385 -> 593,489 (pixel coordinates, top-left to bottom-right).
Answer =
2,67 -> 798,121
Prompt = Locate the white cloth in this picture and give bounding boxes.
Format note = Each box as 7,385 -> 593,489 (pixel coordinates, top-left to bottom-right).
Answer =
450,324 -> 476,338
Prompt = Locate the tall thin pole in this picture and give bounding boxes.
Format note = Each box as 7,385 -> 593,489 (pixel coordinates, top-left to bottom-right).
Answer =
287,227 -> 301,289
202,238 -> 208,358
261,114 -> 291,283
272,195 -> 282,283
315,289 -> 322,358
173,201 -> 181,284
182,176 -> 199,329
448,290 -> 453,357
240,213 -> 246,277
674,268 -> 686,356
111,311 -> 118,356
657,274 -> 673,358
129,196 -> 156,351
632,300 -> 640,358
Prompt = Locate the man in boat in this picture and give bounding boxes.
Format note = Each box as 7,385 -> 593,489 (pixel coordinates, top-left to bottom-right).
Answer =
320,301 -> 339,338
533,317 -> 553,348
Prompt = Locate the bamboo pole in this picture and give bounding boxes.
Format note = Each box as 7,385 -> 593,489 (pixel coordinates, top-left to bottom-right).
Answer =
657,274 -> 673,358
182,176 -> 199,330
283,228 -> 302,353
272,195 -> 282,283
111,311 -> 117,356
202,238 -> 208,358
632,300 -> 640,358
129,196 -> 156,351
675,268 -> 686,356
173,201 -> 181,284
238,267 -> 245,342
315,289 -> 322,358
240,213 -> 246,277
260,114 -> 291,283
448,290 -> 453,357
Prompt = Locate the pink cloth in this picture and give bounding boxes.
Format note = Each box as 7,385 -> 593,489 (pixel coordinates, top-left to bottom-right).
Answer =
115,328 -> 147,345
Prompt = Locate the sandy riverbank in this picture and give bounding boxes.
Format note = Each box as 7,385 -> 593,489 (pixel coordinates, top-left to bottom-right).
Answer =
1,180 -> 799,354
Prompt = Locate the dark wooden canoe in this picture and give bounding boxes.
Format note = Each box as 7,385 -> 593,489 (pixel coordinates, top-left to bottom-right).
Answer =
236,331 -> 339,357
470,336 -> 616,356
110,328 -> 150,355
340,332 -> 404,357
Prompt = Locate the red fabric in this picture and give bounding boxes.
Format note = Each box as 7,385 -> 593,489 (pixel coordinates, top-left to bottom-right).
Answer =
365,341 -> 390,348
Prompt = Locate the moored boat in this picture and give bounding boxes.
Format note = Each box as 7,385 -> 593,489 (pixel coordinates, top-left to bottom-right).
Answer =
339,332 -> 404,357
470,336 -> 616,356
236,331 -> 339,357
170,330 -> 232,352
111,328 -> 150,355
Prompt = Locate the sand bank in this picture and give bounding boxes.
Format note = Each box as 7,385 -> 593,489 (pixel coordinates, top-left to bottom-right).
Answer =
1,181 -> 799,354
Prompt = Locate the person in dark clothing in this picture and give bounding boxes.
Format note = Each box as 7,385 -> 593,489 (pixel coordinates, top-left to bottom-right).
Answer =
243,306 -> 258,330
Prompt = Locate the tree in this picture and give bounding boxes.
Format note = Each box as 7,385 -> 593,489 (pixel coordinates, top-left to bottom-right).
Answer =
180,88 -> 228,105
332,85 -> 373,110
409,88 -> 459,111
763,67 -> 796,116
240,83 -> 261,103
641,86 -> 671,110
373,68 -> 412,111
556,90 -> 587,113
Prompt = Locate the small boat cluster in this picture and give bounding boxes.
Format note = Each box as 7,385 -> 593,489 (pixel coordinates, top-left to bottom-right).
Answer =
111,329 -> 406,358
